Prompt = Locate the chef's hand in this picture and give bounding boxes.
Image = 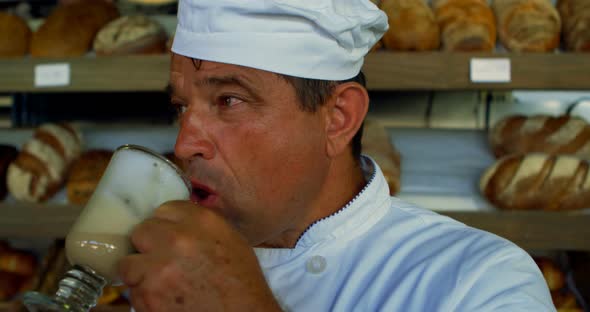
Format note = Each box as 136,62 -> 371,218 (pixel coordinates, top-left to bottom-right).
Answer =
118,200 -> 282,312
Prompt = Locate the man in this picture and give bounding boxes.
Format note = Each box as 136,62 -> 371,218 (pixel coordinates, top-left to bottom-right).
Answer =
118,0 -> 556,311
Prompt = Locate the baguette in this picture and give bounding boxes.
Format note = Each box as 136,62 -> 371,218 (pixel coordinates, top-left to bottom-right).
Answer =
492,0 -> 561,52
557,0 -> 590,52
489,115 -> 590,159
380,0 -> 440,51
362,119 -> 402,195
433,0 -> 496,51
480,153 -> 590,211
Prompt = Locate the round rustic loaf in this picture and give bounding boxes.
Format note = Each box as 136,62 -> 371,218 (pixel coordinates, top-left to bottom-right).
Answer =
93,15 -> 167,56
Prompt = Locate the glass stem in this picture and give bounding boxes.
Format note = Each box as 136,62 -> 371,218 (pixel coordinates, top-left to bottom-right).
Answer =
53,265 -> 107,312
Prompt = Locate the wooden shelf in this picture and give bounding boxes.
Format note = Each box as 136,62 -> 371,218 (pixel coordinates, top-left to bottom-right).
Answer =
1,203 -> 589,251
0,55 -> 170,93
1,52 -> 589,92
365,52 -> 590,91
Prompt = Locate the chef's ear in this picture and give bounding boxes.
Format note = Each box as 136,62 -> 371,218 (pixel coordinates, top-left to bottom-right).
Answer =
324,82 -> 368,158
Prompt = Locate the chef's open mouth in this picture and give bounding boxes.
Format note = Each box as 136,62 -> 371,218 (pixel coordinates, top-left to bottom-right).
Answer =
192,187 -> 211,201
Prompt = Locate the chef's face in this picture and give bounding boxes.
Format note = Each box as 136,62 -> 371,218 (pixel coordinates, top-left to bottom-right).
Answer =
170,54 -> 332,247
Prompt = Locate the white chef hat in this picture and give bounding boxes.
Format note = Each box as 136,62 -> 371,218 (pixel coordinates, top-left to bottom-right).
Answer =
172,0 -> 388,80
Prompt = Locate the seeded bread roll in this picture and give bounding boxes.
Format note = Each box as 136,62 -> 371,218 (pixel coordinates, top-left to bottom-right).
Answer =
93,15 -> 167,56
362,119 -> 402,195
67,149 -> 113,205
7,123 -> 83,202
489,115 -> 590,159
492,0 -> 561,52
380,0 -> 440,51
557,0 -> 590,52
433,0 -> 496,51
480,153 -> 590,211
31,0 -> 119,57
0,13 -> 31,57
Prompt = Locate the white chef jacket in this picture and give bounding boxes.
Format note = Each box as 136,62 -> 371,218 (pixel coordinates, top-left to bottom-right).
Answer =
254,156 -> 556,312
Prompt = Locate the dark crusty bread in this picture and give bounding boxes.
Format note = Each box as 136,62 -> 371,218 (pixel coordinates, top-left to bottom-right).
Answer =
480,153 -> 590,211
489,115 -> 590,159
0,13 -> 31,57
66,149 -> 113,205
31,0 -> 119,57
557,0 -> 590,52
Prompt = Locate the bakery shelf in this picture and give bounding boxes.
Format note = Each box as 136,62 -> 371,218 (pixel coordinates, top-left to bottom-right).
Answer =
364,51 -> 590,91
2,126 -> 590,250
0,203 -> 588,251
1,52 -> 589,92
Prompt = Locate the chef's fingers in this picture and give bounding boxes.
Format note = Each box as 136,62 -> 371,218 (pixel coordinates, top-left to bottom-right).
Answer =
118,253 -> 145,287
152,200 -> 199,223
130,217 -> 183,253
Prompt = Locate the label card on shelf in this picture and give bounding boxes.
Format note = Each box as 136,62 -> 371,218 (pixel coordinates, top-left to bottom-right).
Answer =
470,58 -> 511,83
34,63 -> 71,88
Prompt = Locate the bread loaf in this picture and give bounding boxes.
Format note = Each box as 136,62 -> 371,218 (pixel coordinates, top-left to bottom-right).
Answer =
492,0 -> 561,52
557,0 -> 590,52
31,0 -> 119,57
0,13 -> 31,57
7,123 -> 83,202
489,115 -> 590,159
362,119 -> 402,195
67,149 -> 113,205
433,0 -> 496,51
480,153 -> 590,211
93,15 -> 168,56
380,0 -> 440,51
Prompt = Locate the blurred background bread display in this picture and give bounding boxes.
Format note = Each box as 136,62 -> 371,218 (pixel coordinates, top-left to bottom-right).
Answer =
0,12 -> 31,58
534,257 -> 583,312
557,0 -> 590,52
93,15 -> 168,56
0,241 -> 37,302
66,149 -> 114,205
480,153 -> 590,211
362,119 -> 401,195
489,115 -> 590,159
0,145 -> 18,200
433,0 -> 496,51
31,0 -> 119,57
492,0 -> 561,52
379,0 -> 440,51
6,123 -> 83,203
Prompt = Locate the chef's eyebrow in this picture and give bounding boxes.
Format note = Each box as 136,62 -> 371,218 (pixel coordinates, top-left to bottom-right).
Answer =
193,75 -> 261,97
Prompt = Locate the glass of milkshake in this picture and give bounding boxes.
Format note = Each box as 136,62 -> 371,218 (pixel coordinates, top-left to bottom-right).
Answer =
23,144 -> 191,312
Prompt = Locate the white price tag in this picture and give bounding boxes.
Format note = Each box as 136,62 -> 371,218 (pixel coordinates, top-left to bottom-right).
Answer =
34,63 -> 71,87
470,58 -> 511,83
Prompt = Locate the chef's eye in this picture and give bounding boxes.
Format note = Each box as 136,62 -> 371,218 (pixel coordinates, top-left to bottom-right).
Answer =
171,102 -> 187,115
218,96 -> 243,107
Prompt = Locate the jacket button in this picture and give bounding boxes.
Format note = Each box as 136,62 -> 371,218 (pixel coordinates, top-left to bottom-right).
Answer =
306,255 -> 327,274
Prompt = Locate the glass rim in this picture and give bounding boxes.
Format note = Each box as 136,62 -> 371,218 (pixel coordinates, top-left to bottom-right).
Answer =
115,144 -> 192,193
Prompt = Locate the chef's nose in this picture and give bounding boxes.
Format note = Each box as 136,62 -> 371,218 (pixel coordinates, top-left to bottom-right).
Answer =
174,110 -> 215,161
